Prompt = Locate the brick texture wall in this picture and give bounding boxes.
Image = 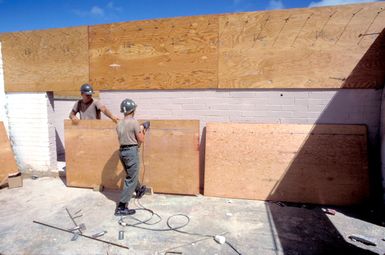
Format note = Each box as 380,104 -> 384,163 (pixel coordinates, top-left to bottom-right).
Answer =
101,89 -> 381,146
6,92 -> 57,171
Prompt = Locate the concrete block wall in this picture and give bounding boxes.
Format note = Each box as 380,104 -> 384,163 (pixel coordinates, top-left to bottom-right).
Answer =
53,99 -> 77,159
101,89 -> 381,146
5,92 -> 57,171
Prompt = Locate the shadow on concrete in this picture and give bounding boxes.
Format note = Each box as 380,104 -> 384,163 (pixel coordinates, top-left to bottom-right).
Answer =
199,127 -> 207,194
55,129 -> 65,162
100,149 -> 125,203
264,29 -> 385,254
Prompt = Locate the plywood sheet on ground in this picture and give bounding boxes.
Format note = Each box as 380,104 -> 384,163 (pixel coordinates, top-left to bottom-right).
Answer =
218,2 -> 385,89
0,122 -> 18,184
204,123 -> 369,205
89,15 -> 218,90
64,120 -> 199,195
0,26 -> 89,92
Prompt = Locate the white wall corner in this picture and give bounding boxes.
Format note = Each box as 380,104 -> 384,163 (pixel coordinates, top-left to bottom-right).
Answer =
6,92 -> 57,172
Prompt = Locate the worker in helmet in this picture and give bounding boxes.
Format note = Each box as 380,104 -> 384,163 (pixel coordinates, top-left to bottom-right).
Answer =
69,84 -> 119,123
115,98 -> 147,216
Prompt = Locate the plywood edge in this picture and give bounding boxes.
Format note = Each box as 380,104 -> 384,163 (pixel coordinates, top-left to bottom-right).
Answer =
64,119 -> 117,129
206,122 -> 367,135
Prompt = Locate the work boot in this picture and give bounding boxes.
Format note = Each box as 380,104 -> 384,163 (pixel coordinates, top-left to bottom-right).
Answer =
114,207 -> 136,216
135,185 -> 147,199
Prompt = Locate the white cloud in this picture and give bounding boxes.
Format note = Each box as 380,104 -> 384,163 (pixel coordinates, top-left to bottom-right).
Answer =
267,0 -> 285,10
90,6 -> 104,16
309,0 -> 378,7
107,1 -> 123,12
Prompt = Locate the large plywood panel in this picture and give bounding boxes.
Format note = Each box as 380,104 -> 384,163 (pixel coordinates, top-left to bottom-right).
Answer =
0,26 -> 89,92
64,120 -> 199,195
218,2 -> 385,89
89,15 -> 218,90
0,122 -> 18,184
204,123 -> 369,205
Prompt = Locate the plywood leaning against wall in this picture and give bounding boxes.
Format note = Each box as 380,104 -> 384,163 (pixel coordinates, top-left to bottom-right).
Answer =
89,15 -> 218,90
204,123 -> 369,205
0,122 -> 18,184
64,120 -> 199,195
218,1 -> 385,89
0,26 -> 89,92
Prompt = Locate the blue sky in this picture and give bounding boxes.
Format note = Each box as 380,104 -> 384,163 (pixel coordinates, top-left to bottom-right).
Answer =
0,0 -> 379,33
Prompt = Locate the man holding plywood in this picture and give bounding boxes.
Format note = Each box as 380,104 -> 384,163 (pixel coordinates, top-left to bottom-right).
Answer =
69,84 -> 119,123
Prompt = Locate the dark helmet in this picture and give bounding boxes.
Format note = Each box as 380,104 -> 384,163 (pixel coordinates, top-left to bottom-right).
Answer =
80,84 -> 94,95
120,98 -> 137,114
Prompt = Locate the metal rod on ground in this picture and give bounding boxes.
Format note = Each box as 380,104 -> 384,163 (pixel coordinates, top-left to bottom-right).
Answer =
65,208 -> 82,234
33,220 -> 129,250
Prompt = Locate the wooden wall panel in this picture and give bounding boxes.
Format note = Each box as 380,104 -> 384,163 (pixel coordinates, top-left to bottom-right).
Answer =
204,123 -> 369,205
0,122 -> 18,184
89,15 -> 218,90
1,2 -> 384,91
64,120 -> 199,195
218,2 -> 385,89
0,26 -> 89,92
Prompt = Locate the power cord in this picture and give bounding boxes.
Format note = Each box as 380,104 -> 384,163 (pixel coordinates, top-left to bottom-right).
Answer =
135,125 -> 241,254
119,198 -> 242,254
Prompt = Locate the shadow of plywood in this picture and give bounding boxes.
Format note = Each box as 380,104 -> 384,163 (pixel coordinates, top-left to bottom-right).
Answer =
265,28 -> 385,254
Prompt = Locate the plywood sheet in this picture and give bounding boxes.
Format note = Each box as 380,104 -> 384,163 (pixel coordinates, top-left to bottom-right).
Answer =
0,122 -> 18,184
0,26 -> 89,92
218,2 -> 385,89
89,15 -> 218,90
64,120 -> 199,195
204,123 -> 369,205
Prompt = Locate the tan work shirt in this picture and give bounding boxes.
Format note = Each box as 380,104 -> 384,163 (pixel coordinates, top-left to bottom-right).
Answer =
116,118 -> 140,145
72,99 -> 103,120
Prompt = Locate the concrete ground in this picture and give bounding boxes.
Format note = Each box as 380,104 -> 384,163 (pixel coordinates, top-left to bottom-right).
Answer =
0,177 -> 384,255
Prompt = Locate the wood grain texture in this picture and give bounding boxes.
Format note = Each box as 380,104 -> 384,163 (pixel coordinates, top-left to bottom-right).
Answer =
204,123 -> 369,205
0,26 -> 89,92
64,120 -> 199,195
0,122 -> 18,184
218,2 -> 385,89
89,15 -> 218,90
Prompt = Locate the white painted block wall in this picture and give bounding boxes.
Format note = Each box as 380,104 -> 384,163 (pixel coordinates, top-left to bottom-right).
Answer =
101,89 -> 381,146
6,92 -> 57,171
53,99 -> 77,158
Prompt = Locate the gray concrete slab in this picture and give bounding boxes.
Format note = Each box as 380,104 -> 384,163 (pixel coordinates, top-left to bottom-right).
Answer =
0,177 -> 384,255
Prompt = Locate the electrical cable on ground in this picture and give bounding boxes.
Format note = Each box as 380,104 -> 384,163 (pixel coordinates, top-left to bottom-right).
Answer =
133,125 -> 242,254
119,198 -> 242,254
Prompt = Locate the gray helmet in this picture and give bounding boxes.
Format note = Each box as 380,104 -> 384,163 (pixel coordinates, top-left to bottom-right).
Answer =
120,98 -> 137,113
80,84 -> 94,95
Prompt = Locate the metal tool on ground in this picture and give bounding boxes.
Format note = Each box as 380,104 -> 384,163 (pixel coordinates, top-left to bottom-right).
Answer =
349,234 -> 377,246
321,208 -> 336,215
66,208 -> 83,230
118,230 -> 124,240
33,221 -> 129,250
68,223 -> 86,232
65,207 -> 84,242
92,230 -> 108,238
